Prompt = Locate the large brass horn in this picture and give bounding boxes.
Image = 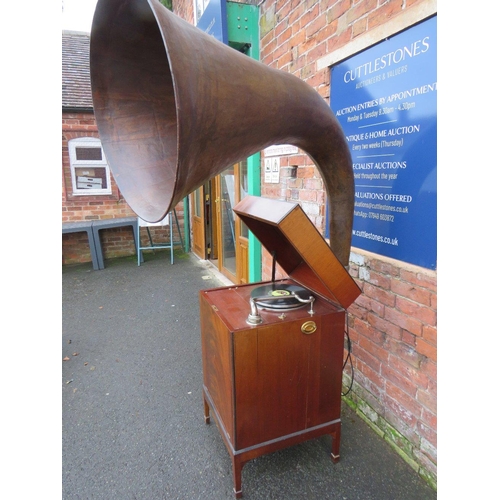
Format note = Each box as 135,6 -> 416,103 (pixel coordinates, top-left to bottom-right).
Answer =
90,0 -> 354,266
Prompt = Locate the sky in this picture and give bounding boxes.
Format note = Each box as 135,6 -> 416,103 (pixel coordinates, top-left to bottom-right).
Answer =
62,0 -> 99,32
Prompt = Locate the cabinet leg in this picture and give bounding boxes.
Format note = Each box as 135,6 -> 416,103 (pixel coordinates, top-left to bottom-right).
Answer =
330,423 -> 341,463
232,456 -> 244,498
203,395 -> 210,424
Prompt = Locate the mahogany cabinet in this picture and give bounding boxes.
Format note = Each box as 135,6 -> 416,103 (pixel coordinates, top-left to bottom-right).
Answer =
199,196 -> 361,497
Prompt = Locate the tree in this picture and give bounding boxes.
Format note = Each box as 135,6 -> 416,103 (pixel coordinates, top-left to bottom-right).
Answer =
159,0 -> 173,11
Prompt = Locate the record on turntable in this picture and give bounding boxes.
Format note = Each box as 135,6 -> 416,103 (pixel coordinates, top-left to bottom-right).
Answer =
246,282 -> 316,325
250,283 -> 314,310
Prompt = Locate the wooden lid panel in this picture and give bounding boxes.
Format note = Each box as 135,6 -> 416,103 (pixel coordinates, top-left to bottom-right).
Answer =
233,196 -> 361,309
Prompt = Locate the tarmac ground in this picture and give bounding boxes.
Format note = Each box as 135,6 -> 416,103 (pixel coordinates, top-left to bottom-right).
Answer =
62,249 -> 437,500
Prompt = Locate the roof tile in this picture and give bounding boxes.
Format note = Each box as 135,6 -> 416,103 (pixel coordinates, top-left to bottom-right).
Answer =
62,31 -> 93,110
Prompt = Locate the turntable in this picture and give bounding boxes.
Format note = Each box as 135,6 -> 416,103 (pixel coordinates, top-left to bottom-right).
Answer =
199,196 -> 361,498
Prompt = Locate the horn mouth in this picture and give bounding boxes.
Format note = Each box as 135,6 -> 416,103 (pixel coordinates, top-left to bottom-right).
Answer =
90,0 -> 178,222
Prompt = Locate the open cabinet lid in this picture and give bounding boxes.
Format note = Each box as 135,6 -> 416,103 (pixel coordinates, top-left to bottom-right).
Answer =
233,196 -> 361,309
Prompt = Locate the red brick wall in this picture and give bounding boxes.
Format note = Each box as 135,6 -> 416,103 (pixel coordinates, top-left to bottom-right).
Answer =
347,249 -> 436,481
172,0 -> 194,22
62,111 -> 184,266
257,0 -> 437,486
62,111 -> 136,265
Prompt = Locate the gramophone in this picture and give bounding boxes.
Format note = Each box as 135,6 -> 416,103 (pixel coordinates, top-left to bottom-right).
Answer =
199,195 -> 360,497
89,0 -> 361,496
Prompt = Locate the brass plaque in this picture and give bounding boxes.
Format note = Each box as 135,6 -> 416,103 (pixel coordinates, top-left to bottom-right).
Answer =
301,321 -> 317,334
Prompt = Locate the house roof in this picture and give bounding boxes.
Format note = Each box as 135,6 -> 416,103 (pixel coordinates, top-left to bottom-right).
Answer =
62,31 -> 93,111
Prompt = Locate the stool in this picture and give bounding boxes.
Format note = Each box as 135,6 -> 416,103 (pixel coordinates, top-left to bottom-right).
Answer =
92,217 -> 143,269
137,212 -> 173,265
62,221 -> 99,271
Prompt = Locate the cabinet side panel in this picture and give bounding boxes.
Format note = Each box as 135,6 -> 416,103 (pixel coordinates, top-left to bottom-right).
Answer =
199,294 -> 235,444
232,329 -> 258,450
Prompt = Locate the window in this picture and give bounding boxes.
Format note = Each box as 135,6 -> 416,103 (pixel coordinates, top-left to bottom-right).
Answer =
68,137 -> 111,195
194,0 -> 209,23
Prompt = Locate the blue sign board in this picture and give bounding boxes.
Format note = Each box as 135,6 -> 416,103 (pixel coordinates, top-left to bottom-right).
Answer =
329,16 -> 437,269
196,0 -> 228,44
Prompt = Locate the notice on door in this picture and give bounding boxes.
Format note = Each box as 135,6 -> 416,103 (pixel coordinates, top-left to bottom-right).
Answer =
265,157 -> 280,184
330,16 -> 437,269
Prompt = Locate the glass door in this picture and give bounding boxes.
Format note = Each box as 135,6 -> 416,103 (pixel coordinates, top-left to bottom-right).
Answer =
190,185 -> 206,259
219,166 -> 237,281
217,161 -> 249,283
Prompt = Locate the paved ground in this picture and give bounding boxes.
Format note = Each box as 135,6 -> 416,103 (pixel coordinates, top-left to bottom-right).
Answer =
62,249 -> 437,500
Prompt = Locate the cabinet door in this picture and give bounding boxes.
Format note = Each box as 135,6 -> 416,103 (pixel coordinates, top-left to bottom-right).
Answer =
233,311 -> 343,450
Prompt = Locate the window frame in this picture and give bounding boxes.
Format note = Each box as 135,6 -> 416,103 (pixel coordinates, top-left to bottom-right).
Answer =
68,137 -> 112,196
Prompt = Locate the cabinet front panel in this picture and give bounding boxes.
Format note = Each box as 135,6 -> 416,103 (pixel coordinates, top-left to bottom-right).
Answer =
233,309 -> 344,450
233,321 -> 310,449
306,311 -> 345,427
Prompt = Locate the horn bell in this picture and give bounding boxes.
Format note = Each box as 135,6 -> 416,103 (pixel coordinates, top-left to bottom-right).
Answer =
90,0 -> 354,266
